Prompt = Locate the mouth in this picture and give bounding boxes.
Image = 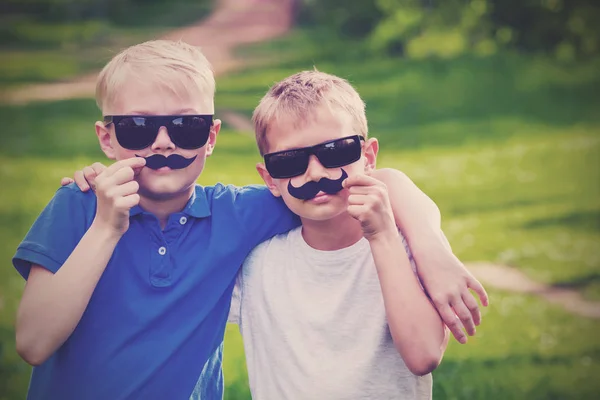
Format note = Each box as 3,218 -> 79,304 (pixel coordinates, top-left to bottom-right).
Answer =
308,191 -> 332,203
146,165 -> 172,173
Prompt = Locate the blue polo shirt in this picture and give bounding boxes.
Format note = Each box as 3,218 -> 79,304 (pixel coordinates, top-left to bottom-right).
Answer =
13,183 -> 299,400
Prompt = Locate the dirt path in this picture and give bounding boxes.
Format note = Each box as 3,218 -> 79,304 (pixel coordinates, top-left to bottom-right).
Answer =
467,262 -> 600,319
3,0 -> 296,106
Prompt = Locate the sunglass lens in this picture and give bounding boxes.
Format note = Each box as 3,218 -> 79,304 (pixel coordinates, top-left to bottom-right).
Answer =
316,137 -> 361,168
169,116 -> 211,149
115,117 -> 158,150
266,150 -> 309,178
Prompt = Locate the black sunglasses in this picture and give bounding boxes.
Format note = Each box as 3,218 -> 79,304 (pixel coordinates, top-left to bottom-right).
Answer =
104,115 -> 213,150
264,135 -> 365,179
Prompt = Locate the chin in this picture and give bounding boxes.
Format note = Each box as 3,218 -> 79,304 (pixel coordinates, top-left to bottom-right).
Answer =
291,202 -> 347,222
138,177 -> 194,200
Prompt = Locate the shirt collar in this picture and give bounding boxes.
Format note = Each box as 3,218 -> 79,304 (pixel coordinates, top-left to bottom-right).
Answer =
129,185 -> 211,218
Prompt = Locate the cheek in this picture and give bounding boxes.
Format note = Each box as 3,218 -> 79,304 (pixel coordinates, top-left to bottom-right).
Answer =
346,160 -> 368,175
114,148 -> 137,160
279,192 -> 305,213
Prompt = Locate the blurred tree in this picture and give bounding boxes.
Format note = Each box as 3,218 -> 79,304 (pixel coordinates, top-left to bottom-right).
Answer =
297,0 -> 600,59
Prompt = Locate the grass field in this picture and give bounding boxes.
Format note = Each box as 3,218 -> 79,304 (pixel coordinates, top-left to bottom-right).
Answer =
0,0 -> 211,90
1,29 -> 599,399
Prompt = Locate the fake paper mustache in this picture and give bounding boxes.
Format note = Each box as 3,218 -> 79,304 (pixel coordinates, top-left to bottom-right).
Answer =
287,169 -> 348,200
136,154 -> 197,170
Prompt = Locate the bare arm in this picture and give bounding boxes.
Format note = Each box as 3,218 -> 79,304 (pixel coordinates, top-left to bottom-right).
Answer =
370,232 -> 449,375
16,227 -> 121,365
371,168 -> 488,344
16,158 -> 143,365
345,174 -> 447,375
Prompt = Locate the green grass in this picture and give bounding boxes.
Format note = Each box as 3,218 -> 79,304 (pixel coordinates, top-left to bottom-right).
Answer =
0,1 -> 211,89
1,30 -> 599,399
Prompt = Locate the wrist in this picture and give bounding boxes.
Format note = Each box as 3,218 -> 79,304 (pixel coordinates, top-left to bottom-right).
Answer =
89,219 -> 124,243
367,226 -> 400,246
409,232 -> 451,268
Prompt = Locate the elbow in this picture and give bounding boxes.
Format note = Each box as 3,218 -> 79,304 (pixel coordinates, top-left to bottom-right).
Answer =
16,331 -> 49,367
404,349 -> 443,376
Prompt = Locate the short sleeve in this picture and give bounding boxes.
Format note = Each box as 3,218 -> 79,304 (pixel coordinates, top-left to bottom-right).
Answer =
12,185 -> 94,279
233,185 -> 300,245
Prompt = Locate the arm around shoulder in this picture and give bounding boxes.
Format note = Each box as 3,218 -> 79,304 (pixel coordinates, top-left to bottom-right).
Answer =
371,168 -> 488,344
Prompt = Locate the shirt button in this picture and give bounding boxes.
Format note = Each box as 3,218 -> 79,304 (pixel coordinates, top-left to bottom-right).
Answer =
179,216 -> 188,225
158,246 -> 167,256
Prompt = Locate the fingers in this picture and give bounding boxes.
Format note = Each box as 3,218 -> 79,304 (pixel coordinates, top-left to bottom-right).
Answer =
435,302 -> 467,344
91,162 -> 107,175
97,173 -> 140,215
73,170 -> 91,191
60,177 -> 74,186
343,174 -> 383,189
347,193 -> 373,206
346,204 -> 369,220
96,167 -> 136,195
468,274 -> 490,307
347,185 -> 389,206
96,159 -> 144,191
111,166 -> 137,186
102,157 -> 146,178
114,193 -> 141,210
105,180 -> 140,199
70,161 -> 111,192
347,193 -> 392,217
82,166 -> 97,190
462,290 -> 482,326
452,299 -> 476,337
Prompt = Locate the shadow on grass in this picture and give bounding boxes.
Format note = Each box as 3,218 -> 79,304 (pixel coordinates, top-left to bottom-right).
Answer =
447,195 -> 571,217
523,210 -> 600,233
551,272 -> 600,290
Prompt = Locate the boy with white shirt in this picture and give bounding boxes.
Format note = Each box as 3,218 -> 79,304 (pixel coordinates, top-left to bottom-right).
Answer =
228,70 -> 449,399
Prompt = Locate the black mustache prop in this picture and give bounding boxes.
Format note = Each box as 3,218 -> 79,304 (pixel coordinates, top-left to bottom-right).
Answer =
137,154 -> 197,170
287,169 -> 348,200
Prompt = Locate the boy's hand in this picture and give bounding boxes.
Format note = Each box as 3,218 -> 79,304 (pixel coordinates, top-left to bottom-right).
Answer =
60,162 -> 108,192
92,158 -> 145,236
343,174 -> 396,241
417,246 -> 488,344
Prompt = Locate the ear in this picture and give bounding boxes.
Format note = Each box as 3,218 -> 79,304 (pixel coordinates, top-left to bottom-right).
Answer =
204,119 -> 221,157
95,121 -> 117,160
256,162 -> 282,197
363,137 -> 379,173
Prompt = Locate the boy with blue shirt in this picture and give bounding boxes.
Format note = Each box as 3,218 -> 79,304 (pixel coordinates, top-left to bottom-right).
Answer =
14,40 -> 487,399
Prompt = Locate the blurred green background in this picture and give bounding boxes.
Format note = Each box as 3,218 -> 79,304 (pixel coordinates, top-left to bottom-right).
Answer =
1,0 -> 599,399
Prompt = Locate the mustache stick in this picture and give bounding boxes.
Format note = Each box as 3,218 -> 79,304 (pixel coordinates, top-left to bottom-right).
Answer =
136,154 -> 197,170
287,169 -> 348,200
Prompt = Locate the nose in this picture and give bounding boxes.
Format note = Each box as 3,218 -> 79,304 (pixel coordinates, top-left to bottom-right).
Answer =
151,126 -> 175,151
304,154 -> 328,182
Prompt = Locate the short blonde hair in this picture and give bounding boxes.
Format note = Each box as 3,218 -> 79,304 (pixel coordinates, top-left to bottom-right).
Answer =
252,70 -> 368,156
96,40 -> 215,113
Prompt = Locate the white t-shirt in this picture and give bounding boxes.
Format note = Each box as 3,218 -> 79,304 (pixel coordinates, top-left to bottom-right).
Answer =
228,227 -> 432,400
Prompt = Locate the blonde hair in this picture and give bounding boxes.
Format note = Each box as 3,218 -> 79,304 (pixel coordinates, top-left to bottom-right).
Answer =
252,69 -> 368,156
96,40 -> 215,112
